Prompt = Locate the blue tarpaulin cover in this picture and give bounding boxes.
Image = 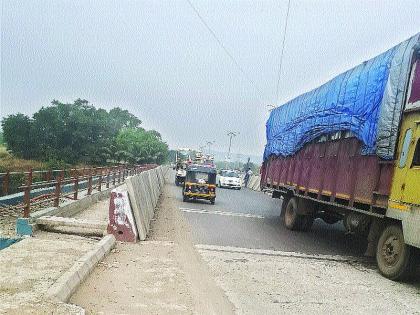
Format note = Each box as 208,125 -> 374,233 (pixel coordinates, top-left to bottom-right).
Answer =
264,33 -> 420,161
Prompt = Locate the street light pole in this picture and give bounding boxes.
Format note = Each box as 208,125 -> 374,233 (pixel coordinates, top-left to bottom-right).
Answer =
227,131 -> 239,165
206,141 -> 215,155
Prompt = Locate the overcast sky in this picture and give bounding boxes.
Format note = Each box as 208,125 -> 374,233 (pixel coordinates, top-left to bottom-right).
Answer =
1,0 -> 420,160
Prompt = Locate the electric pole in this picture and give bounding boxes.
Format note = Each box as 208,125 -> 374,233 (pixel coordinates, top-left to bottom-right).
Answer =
226,131 -> 239,166
206,141 -> 215,155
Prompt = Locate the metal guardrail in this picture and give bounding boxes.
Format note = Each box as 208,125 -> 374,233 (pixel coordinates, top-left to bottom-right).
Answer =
0,164 -> 158,218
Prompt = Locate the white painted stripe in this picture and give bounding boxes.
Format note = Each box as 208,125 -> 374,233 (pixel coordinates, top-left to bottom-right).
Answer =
179,207 -> 265,219
195,244 -> 371,264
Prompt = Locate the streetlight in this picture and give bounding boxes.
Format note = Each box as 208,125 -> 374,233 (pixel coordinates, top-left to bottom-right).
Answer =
227,131 -> 239,161
206,141 -> 215,155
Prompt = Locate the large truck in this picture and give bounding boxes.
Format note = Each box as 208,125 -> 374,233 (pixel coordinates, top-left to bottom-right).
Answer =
262,34 -> 420,280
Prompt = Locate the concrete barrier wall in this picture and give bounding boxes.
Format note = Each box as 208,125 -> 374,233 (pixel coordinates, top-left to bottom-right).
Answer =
125,166 -> 168,240
246,175 -> 261,191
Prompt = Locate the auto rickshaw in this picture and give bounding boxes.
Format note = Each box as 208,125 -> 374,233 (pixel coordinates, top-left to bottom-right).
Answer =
183,165 -> 217,204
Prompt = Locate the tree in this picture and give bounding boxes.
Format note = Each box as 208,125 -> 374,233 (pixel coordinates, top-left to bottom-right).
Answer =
2,99 -> 167,166
1,113 -> 35,159
115,128 -> 168,164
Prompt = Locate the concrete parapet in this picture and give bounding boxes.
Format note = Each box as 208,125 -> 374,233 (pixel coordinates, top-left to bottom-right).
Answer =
125,166 -> 166,241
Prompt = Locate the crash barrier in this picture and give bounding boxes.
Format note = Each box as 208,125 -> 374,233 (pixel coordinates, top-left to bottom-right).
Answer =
108,166 -> 169,241
246,175 -> 261,191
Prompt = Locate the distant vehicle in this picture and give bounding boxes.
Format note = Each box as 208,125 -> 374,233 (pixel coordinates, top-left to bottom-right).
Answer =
261,34 -> 420,280
218,170 -> 241,189
175,148 -> 192,186
183,164 -> 217,204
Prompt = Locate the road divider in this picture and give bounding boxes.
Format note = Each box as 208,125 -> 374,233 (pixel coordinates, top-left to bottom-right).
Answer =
246,175 -> 261,191
108,166 -> 168,241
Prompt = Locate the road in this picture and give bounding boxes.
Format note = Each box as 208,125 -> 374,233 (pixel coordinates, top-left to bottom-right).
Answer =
174,182 -> 368,258
171,179 -> 420,315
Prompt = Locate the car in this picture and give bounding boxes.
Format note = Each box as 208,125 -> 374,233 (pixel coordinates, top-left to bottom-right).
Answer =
217,170 -> 241,189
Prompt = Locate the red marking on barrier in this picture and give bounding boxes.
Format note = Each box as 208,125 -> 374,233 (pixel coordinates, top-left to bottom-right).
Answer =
107,190 -> 138,242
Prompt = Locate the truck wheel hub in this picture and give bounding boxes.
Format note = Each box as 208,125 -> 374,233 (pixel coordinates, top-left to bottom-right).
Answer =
382,236 -> 400,265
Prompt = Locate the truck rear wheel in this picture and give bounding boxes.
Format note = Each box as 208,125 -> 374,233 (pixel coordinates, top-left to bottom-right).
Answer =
300,215 -> 315,231
376,224 -> 413,280
284,197 -> 304,230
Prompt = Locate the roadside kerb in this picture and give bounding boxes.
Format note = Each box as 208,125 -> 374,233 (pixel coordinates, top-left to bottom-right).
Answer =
47,234 -> 116,303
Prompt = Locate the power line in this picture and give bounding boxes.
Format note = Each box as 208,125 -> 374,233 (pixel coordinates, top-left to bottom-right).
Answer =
274,0 -> 292,104
186,0 -> 264,97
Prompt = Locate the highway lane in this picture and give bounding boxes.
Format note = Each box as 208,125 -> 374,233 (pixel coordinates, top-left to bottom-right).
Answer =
171,181 -> 368,258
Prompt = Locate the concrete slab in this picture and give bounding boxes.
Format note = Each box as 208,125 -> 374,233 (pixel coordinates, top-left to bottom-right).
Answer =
36,216 -> 107,230
0,231 -> 97,313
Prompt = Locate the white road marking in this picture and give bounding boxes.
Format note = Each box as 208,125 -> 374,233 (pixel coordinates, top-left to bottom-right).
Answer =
179,207 -> 265,219
195,244 -> 371,264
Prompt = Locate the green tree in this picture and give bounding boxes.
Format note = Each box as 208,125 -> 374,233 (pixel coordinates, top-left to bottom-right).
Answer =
2,99 -> 167,166
115,128 -> 168,164
1,113 -> 35,159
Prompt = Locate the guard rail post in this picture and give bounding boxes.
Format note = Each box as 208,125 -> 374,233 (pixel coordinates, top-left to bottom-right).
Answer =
2,171 -> 10,196
54,177 -> 61,208
98,168 -> 102,192
87,169 -> 93,195
23,169 -> 33,218
73,174 -> 79,200
106,169 -> 110,189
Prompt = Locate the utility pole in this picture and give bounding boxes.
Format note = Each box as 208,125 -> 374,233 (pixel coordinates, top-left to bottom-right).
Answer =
226,131 -> 239,169
206,141 -> 215,155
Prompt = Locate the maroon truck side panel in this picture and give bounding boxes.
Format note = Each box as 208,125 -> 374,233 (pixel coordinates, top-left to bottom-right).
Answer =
262,137 -> 393,209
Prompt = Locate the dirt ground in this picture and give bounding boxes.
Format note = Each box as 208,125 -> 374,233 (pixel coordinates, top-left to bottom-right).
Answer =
70,183 -> 235,314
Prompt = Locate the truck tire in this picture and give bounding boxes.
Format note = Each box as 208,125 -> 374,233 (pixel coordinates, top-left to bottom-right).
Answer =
280,195 -> 291,219
376,224 -> 413,280
300,215 -> 315,231
284,197 -> 304,230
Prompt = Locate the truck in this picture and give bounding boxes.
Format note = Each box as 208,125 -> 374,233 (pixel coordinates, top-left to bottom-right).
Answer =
261,33 -> 420,280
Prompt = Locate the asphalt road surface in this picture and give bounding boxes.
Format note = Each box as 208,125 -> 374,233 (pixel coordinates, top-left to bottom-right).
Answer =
172,181 -> 368,258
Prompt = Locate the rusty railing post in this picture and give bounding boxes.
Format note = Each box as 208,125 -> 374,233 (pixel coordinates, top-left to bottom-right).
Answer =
23,169 -> 33,218
112,167 -> 116,186
46,169 -> 52,182
54,177 -> 61,207
87,169 -> 93,195
97,169 -> 102,192
118,168 -> 121,184
106,169 -> 110,188
2,171 -> 10,196
73,174 -> 79,200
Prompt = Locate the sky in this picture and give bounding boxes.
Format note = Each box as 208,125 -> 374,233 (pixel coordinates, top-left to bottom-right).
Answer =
1,0 -> 420,161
